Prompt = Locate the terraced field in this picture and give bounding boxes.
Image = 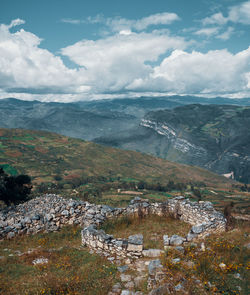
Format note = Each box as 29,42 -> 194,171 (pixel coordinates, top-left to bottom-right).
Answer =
0,128 -> 233,188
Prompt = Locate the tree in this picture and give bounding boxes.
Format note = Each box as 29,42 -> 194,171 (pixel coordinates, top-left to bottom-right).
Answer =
193,189 -> 202,202
0,168 -> 32,206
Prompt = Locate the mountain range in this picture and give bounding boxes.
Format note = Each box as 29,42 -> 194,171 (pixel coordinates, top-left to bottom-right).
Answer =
0,96 -> 250,183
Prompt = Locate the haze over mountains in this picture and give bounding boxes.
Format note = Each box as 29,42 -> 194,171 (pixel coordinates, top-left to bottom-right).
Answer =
1,96 -> 250,183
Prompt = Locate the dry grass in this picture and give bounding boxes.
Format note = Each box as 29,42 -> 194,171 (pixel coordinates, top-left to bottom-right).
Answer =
0,128 -> 233,188
160,221 -> 250,294
0,226 -> 118,295
100,214 -> 191,249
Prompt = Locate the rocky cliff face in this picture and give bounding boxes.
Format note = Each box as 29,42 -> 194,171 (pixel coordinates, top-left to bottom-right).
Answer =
96,104 -> 250,183
140,118 -> 207,157
139,105 -> 250,183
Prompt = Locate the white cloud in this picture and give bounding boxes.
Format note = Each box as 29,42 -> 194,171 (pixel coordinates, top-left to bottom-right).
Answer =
194,27 -> 219,37
127,48 -> 250,96
119,30 -> 132,35
0,19 -> 88,94
0,18 -> 249,102
202,12 -> 227,26
133,12 -> 180,30
86,12 -> 180,32
228,0 -> 250,25
8,18 -> 26,28
202,1 -> 250,26
61,31 -> 187,92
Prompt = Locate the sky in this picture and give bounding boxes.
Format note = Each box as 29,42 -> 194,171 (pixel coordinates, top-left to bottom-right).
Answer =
0,0 -> 250,102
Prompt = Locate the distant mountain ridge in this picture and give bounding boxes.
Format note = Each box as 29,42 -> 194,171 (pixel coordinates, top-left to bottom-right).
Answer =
0,97 -> 250,183
96,104 -> 250,183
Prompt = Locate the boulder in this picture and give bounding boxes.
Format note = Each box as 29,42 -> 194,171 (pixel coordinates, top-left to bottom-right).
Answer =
120,274 -> 132,282
117,265 -> 129,273
128,234 -> 143,245
170,235 -> 185,246
191,224 -> 204,234
186,232 -> 197,242
148,259 -> 163,275
163,235 -> 170,245
149,284 -> 170,295
61,210 -> 69,217
142,249 -> 164,257
127,243 -> 143,252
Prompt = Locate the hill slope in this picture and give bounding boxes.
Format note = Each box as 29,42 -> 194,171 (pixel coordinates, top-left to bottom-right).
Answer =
0,128 -> 233,188
95,104 -> 250,183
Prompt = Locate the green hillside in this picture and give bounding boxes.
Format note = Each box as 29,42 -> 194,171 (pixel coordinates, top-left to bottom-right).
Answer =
0,128 -> 233,189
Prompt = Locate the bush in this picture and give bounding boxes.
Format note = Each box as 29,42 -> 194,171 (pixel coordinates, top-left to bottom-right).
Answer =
0,168 -> 32,206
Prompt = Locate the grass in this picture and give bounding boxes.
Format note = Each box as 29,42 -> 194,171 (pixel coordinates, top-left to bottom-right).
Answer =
100,214 -> 191,249
92,189 -> 250,217
160,220 -> 250,295
0,128 -> 233,189
0,226 -> 118,295
0,198 -> 249,294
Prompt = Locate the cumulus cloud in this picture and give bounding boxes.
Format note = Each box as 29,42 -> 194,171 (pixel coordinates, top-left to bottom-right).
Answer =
194,26 -> 234,41
61,31 -> 187,92
228,0 -> 250,25
127,48 -> 250,97
0,18 -> 250,101
202,1 -> 250,26
0,19 -> 88,95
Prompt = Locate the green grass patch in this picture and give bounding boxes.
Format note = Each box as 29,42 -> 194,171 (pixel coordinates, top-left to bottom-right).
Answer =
13,135 -> 35,141
0,164 -> 18,175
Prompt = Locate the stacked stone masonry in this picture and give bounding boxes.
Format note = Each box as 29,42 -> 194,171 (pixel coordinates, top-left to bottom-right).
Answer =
81,196 -> 226,258
0,194 -> 226,259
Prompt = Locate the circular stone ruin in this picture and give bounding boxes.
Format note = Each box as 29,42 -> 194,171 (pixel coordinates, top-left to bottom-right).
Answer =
81,196 -> 226,259
0,194 -> 226,259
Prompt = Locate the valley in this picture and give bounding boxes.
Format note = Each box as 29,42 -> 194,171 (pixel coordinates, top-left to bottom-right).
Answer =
0,97 -> 250,183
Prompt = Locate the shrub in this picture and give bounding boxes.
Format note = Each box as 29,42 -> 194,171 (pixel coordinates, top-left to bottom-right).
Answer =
0,168 -> 32,206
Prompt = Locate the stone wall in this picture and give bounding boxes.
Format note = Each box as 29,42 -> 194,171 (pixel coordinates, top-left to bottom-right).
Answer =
81,226 -> 144,259
80,196 -> 226,258
0,194 -> 118,239
0,194 -> 226,254
121,196 -> 226,238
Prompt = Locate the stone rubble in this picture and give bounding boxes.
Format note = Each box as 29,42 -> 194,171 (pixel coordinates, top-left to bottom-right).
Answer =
81,196 -> 226,258
0,194 -> 227,294
1,194 -> 226,257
